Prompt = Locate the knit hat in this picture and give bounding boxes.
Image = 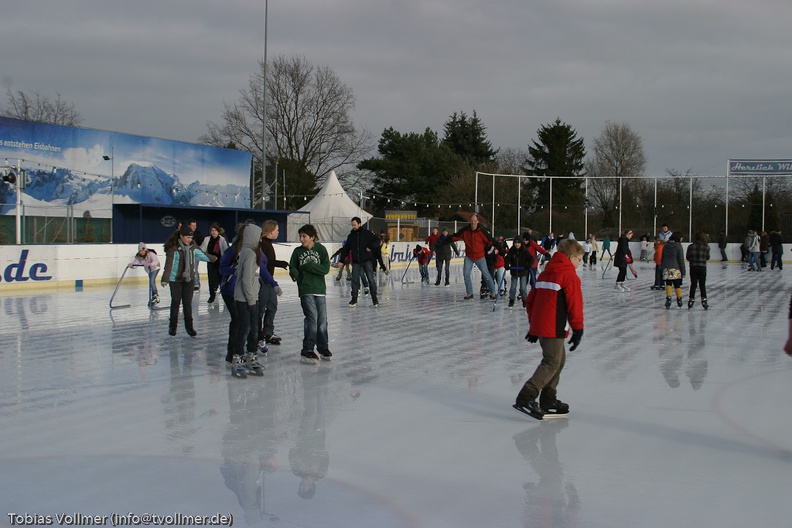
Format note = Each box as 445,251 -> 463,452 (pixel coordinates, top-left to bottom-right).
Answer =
179,225 -> 194,236
137,242 -> 147,251
513,236 -> 523,244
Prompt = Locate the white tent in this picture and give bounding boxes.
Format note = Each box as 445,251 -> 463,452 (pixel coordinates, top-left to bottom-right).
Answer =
286,170 -> 372,242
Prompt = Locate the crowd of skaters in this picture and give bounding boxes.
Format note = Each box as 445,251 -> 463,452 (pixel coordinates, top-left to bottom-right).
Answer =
134,214 -> 791,418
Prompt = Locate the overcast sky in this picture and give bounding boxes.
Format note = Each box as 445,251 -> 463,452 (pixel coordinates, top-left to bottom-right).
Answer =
3,0 -> 791,178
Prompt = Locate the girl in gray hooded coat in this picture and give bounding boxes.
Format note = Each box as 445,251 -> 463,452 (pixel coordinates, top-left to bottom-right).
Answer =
232,223 -> 265,377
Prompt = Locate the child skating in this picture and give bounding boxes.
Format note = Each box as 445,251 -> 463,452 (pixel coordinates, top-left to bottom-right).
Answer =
232,222 -> 265,377
514,239 -> 585,420
289,224 -> 332,364
661,231 -> 686,309
129,242 -> 161,305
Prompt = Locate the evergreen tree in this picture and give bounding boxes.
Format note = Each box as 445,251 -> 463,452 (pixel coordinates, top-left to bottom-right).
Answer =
358,127 -> 466,214
522,118 -> 586,210
442,111 -> 498,166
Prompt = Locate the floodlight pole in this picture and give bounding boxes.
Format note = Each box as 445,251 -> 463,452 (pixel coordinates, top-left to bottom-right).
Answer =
260,0 -> 269,210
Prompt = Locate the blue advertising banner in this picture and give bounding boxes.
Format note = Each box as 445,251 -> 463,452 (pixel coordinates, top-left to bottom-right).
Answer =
0,117 -> 252,216
728,159 -> 792,175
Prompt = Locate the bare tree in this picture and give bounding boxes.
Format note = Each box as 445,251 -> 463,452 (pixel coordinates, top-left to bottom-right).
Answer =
585,121 -> 646,228
201,55 -> 373,205
1,89 -> 82,126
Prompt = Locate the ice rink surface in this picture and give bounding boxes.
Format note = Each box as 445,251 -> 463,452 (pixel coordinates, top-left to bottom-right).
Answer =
1,259 -> 791,528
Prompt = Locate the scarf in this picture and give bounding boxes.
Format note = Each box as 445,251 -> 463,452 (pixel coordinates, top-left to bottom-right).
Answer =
178,239 -> 194,282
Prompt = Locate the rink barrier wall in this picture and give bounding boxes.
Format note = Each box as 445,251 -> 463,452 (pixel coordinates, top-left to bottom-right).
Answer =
0,242 -> 787,293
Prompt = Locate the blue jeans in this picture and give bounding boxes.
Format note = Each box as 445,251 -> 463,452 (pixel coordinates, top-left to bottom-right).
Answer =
147,269 -> 159,300
509,274 -> 528,302
463,257 -> 496,296
351,260 -> 376,298
300,295 -> 328,353
748,252 -> 761,271
258,283 -> 278,339
235,301 -> 259,355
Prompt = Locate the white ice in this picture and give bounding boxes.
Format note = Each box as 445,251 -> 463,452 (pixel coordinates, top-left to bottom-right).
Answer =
1,260 -> 791,528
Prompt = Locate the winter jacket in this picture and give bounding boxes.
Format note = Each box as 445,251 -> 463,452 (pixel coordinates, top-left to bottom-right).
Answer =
505,246 -> 534,277
218,244 -> 238,297
526,239 -> 548,270
614,236 -> 632,267
451,224 -> 495,261
339,227 -> 380,264
653,242 -> 665,265
200,235 -> 228,266
130,251 -> 160,274
259,237 -> 288,277
686,242 -> 710,267
233,224 -> 262,306
525,252 -> 584,339
258,251 -> 278,288
434,234 -> 458,261
413,247 -> 431,264
161,242 -> 212,284
661,240 -> 686,276
289,242 -> 331,296
769,232 -> 783,253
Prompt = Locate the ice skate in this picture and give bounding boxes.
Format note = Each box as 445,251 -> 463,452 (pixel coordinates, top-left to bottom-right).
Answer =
364,288 -> 369,295
245,352 -> 265,376
540,399 -> 570,416
300,350 -> 319,365
615,282 -> 625,292
349,296 -> 358,307
372,295 -> 379,307
151,293 -> 160,305
701,298 -> 709,310
665,297 -> 672,310
231,354 -> 248,379
318,349 -> 333,361
258,342 -> 269,356
463,294 -> 474,300
265,334 -> 281,345
513,400 -> 545,421
621,283 -> 630,292
508,299 -> 515,309
688,298 -> 695,309
676,297 -> 683,308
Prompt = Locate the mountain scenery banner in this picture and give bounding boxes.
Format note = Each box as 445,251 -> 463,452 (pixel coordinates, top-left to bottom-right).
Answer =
0,117 -> 252,217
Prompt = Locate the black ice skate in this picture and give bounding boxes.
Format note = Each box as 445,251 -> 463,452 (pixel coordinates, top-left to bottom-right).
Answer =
688,298 -> 695,309
265,334 -> 281,345
301,350 -> 319,365
513,400 -> 545,421
540,399 -> 570,417
318,349 -> 333,361
676,297 -> 683,308
665,297 -> 672,310
702,298 -> 709,310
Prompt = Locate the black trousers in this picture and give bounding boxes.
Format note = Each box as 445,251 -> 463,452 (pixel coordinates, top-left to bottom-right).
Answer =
168,281 -> 194,331
689,266 -> 707,299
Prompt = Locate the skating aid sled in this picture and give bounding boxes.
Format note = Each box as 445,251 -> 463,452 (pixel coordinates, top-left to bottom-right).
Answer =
109,265 -> 136,309
401,247 -> 415,284
600,258 -> 613,280
109,265 -> 166,310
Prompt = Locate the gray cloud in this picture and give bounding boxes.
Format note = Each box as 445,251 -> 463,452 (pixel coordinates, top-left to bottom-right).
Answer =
3,0 -> 791,176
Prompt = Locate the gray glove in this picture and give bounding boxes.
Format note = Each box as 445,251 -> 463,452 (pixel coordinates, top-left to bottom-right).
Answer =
273,286 -> 283,297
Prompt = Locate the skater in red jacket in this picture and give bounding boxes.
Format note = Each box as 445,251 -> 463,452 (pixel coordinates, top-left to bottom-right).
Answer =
514,239 -> 585,420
